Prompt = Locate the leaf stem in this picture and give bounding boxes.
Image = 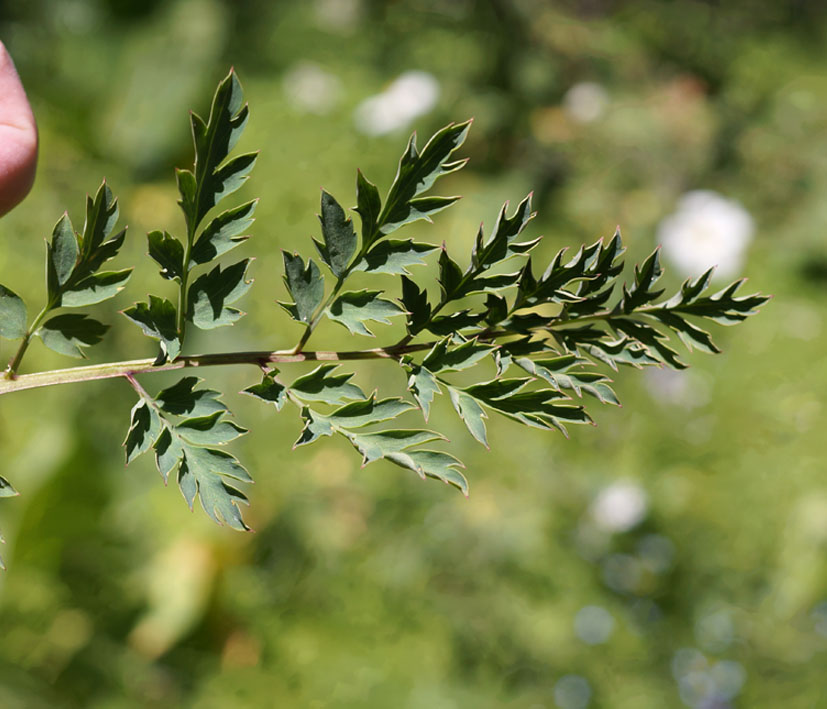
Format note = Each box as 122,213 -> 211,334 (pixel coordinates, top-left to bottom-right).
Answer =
177,221 -> 196,344
0,342 -> 438,397
5,302 -> 53,379
124,371 -> 151,401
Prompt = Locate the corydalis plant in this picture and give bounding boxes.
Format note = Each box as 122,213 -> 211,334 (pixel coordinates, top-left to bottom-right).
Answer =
0,70 -> 768,566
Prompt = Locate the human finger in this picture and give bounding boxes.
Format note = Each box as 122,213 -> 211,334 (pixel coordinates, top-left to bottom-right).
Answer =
0,40 -> 38,217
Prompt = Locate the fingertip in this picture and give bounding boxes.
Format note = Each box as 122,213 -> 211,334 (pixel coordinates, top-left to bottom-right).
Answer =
0,41 -> 38,217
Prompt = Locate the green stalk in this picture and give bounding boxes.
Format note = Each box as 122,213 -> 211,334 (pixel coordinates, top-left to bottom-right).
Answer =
176,219 -> 197,344
5,302 -> 53,379
0,342 -> 439,397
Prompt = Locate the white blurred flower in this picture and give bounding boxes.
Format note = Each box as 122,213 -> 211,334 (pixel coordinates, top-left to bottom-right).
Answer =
574,605 -> 615,645
282,62 -> 343,115
710,660 -> 746,700
590,481 -> 648,533
354,71 -> 440,136
695,608 -> 735,653
657,191 -> 754,280
314,0 -> 362,34
562,82 -> 609,123
672,648 -> 745,708
554,674 -> 592,709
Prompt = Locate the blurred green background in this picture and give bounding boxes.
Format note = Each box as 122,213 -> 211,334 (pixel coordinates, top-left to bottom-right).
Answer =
1,1 -> 826,707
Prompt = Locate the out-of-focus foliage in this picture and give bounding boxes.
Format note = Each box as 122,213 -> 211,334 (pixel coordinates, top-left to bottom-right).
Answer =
0,1 -> 825,707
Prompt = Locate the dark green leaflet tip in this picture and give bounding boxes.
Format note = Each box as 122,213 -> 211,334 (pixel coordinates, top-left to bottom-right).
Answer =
0,476 -> 19,498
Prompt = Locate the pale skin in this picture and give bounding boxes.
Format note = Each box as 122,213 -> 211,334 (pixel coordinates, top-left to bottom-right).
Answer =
0,40 -> 38,217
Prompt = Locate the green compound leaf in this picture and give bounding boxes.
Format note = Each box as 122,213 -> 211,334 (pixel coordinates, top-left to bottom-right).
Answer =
190,199 -> 256,266
619,248 -> 665,313
122,295 -> 181,362
124,399 -> 162,464
0,284 -> 26,340
123,376 -> 253,531
148,230 -> 185,281
187,258 -> 252,329
470,194 -> 537,271
243,371 -> 287,411
178,69 -> 253,231
175,411 -> 247,446
38,313 -> 108,358
661,276 -> 771,325
355,240 -> 436,275
46,182 -> 131,311
327,289 -> 405,336
564,230 -> 625,317
281,251 -> 324,324
290,364 -> 365,405
517,232 -> 623,311
380,120 -> 471,235
316,190 -> 357,278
